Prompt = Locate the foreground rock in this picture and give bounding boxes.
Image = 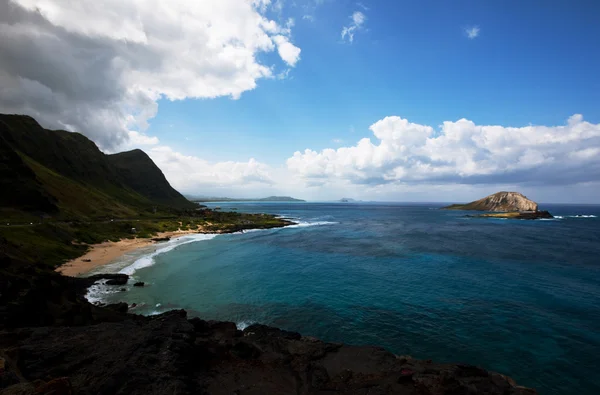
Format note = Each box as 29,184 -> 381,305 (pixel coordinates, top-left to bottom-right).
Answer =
86,273 -> 129,286
0,253 -> 537,394
0,310 -> 536,395
443,191 -> 539,212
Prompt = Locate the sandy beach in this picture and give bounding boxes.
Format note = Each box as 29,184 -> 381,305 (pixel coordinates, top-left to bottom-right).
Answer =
56,228 -> 206,277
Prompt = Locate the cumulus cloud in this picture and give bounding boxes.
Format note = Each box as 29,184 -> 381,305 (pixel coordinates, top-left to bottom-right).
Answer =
341,11 -> 366,43
273,35 -> 301,67
287,115 -> 600,187
465,26 -> 480,39
0,0 -> 300,150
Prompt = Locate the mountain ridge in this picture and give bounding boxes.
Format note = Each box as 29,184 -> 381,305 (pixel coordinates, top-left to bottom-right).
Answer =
0,114 -> 195,219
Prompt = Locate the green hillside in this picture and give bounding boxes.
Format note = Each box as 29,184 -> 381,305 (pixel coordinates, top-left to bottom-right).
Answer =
0,114 -> 195,221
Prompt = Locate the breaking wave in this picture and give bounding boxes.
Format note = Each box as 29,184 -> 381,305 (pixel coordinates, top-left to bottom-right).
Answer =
119,234 -> 218,275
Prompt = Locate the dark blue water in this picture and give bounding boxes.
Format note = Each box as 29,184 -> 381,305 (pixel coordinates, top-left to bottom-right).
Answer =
100,203 -> 600,395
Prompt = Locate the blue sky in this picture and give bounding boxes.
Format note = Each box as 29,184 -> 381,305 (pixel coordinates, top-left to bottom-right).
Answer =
149,0 -> 600,166
1,0 -> 600,202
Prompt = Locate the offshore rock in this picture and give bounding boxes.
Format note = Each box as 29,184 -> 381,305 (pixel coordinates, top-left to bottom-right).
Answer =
443,191 -> 539,212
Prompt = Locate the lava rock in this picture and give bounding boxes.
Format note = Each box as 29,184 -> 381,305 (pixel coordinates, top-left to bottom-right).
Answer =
133,282 -> 145,287
105,303 -> 128,313
105,277 -> 128,286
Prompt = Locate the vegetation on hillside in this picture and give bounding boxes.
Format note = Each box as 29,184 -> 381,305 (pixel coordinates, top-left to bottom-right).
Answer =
0,114 -> 195,222
1,209 -> 291,268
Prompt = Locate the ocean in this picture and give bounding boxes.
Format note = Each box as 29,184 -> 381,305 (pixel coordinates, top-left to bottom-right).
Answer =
88,202 -> 600,395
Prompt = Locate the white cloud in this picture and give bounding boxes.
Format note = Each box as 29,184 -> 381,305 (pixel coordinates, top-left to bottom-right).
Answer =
148,146 -> 274,193
126,131 -> 160,147
287,115 -> 600,187
0,0 -> 300,150
273,35 -> 301,67
341,11 -> 366,43
465,26 -> 480,39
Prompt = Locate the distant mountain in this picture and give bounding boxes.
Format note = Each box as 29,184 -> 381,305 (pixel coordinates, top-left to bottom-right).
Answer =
0,114 -> 195,219
189,195 -> 305,202
442,191 -> 539,212
339,198 -> 356,202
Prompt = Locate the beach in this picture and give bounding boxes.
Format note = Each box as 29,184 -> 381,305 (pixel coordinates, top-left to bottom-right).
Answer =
56,228 -> 206,277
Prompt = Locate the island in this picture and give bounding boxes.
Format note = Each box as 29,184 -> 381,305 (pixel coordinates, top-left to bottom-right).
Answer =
442,191 -> 553,220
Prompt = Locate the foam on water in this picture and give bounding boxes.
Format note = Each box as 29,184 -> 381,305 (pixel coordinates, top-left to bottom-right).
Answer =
119,234 -> 218,275
236,321 -> 256,330
85,282 -> 126,304
288,220 -> 338,228
554,215 -> 596,219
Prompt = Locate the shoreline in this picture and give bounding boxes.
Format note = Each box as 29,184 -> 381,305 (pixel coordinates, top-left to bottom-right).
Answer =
56,220 -> 294,277
56,228 -> 208,277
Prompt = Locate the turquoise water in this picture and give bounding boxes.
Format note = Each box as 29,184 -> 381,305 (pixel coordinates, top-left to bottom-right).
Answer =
92,202 -> 600,395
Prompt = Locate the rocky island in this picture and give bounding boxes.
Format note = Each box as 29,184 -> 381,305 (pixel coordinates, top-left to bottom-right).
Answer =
443,191 -> 553,220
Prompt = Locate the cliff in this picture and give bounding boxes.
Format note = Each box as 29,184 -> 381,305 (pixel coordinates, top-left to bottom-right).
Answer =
443,192 -> 539,212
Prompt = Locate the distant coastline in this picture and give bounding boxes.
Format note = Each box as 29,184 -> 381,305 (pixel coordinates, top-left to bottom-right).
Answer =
189,195 -> 305,203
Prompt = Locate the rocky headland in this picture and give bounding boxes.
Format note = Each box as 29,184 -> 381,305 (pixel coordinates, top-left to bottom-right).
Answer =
443,192 -> 553,220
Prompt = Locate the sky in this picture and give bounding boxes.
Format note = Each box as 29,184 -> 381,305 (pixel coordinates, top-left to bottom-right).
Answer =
1,0 -> 599,203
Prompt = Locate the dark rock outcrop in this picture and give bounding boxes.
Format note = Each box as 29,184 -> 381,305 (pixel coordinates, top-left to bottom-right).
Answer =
133,281 -> 145,287
0,310 -> 536,395
86,273 -> 129,286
